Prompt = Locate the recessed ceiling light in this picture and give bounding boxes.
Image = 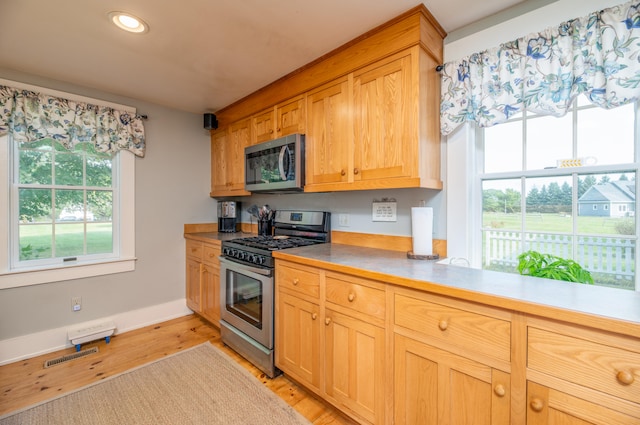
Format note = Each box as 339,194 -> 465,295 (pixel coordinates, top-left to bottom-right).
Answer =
108,11 -> 149,34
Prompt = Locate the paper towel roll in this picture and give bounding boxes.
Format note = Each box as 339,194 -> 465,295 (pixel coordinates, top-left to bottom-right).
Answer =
411,207 -> 433,255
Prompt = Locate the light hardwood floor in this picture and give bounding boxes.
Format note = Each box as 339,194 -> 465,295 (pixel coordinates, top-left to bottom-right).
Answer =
0,314 -> 357,424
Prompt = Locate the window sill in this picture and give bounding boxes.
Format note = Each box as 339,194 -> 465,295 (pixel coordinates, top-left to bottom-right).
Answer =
0,258 -> 137,289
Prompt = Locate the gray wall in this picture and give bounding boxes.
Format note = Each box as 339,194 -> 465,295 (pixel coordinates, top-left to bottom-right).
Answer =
0,69 -> 215,340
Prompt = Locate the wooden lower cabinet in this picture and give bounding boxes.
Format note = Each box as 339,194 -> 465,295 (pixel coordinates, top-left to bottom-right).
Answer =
526,381 -> 638,424
185,238 -> 221,327
186,257 -> 201,312
274,258 -> 639,425
394,333 -> 510,425
325,309 -> 386,425
275,291 -> 322,393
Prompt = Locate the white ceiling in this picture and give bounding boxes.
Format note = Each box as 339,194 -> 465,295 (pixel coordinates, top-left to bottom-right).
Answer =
0,0 -> 524,115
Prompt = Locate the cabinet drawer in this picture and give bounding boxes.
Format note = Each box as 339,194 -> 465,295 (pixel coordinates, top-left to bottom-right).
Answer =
528,327 -> 640,404
394,293 -> 511,363
202,244 -> 220,265
325,275 -> 385,320
276,263 -> 320,299
186,240 -> 203,260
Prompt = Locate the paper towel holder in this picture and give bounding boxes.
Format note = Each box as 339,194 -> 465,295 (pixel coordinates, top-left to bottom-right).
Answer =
407,251 -> 440,260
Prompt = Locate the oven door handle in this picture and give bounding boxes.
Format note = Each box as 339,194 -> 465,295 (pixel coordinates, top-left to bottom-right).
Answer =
219,256 -> 273,277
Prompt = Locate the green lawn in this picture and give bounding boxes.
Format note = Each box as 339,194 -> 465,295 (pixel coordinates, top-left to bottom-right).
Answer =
19,222 -> 113,260
483,212 -> 629,235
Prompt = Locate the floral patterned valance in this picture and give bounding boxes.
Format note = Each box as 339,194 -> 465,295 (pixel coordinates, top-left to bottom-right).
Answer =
0,85 -> 146,157
440,0 -> 640,136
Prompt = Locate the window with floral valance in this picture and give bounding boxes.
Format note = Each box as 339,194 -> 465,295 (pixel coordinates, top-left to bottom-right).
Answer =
440,0 -> 640,136
0,84 -> 146,157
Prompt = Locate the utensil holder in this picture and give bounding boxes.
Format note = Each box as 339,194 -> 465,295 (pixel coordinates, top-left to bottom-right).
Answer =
258,220 -> 272,236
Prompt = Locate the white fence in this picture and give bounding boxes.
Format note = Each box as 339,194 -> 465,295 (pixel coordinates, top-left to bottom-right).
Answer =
485,231 -> 635,280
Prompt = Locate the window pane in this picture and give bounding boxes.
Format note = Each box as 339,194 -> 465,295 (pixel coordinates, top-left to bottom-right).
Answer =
55,152 -> 83,186
88,190 -> 112,221
484,120 -> 522,173
525,176 -> 572,232
19,188 -> 52,223
87,222 -> 113,254
55,223 -> 84,257
19,150 -> 52,184
577,104 -> 634,166
577,172 -> 635,235
526,114 -> 572,170
482,179 -> 521,230
56,189 -> 85,221
19,224 -> 52,261
86,155 -> 112,187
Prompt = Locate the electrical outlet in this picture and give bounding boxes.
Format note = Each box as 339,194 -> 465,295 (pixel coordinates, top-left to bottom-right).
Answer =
72,296 -> 82,312
338,213 -> 350,227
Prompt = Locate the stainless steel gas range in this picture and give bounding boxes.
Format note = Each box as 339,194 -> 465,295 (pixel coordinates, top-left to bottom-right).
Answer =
219,210 -> 330,378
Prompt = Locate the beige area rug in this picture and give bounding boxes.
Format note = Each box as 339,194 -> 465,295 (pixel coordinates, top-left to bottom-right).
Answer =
0,342 -> 311,425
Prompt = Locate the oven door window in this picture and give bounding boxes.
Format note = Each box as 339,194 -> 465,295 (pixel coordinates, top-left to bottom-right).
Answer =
225,269 -> 263,329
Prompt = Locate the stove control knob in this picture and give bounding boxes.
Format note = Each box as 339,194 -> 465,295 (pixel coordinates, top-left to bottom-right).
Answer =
256,256 -> 265,265
238,251 -> 246,260
247,254 -> 255,263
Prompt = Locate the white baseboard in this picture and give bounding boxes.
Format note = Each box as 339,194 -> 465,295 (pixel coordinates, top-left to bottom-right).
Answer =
0,299 -> 193,366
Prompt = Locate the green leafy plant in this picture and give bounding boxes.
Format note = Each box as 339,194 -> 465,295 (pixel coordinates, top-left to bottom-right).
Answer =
517,250 -> 594,284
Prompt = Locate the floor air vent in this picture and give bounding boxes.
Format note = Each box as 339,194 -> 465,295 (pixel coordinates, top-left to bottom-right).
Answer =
44,346 -> 99,368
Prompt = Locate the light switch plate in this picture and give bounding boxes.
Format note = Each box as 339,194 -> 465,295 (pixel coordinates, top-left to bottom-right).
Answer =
372,202 -> 397,222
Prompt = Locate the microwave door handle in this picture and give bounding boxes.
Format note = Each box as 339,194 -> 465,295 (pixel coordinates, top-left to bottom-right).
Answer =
278,145 -> 289,181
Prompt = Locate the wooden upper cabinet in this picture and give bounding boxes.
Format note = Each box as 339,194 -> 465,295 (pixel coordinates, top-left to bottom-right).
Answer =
353,54 -> 414,184
253,95 -> 306,144
210,118 -> 252,197
305,77 -> 352,188
305,48 -> 443,192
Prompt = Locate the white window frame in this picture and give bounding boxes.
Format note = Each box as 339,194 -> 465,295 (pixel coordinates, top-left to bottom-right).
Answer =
0,81 -> 136,289
472,101 -> 640,291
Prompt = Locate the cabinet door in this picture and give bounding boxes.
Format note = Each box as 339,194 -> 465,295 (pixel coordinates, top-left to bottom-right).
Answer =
253,108 -> 275,144
276,96 -> 305,137
275,291 -> 321,392
526,381 -> 638,425
394,334 -> 510,425
186,258 -> 201,312
305,78 -> 351,188
201,262 -> 220,326
353,55 -> 415,183
227,118 -> 252,193
210,129 -> 229,195
325,309 -> 385,424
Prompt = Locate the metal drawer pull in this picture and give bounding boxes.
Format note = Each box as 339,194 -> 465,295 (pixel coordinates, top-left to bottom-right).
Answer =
438,320 -> 448,331
530,398 -> 544,412
617,370 -> 634,385
348,293 -> 355,302
493,384 -> 505,397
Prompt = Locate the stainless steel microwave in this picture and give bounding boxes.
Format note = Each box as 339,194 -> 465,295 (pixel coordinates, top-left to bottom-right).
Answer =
245,134 -> 304,192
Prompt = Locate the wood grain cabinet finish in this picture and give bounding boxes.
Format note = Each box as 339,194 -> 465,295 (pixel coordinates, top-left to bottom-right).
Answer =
210,7 -> 445,197
275,261 -> 386,425
253,95 -> 306,144
210,118 -> 252,197
526,318 -> 640,423
273,256 -> 640,425
184,239 -> 221,327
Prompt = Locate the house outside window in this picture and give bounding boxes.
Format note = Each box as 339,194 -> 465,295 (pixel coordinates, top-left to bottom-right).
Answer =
480,98 -> 638,291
